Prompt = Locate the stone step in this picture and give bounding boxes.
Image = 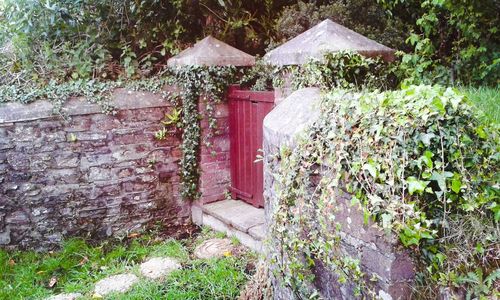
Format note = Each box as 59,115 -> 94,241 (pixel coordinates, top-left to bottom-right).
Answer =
192,200 -> 266,252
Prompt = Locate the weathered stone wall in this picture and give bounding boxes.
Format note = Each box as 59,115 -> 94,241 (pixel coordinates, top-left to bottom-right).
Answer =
198,100 -> 231,205
263,88 -> 415,300
0,89 -> 198,250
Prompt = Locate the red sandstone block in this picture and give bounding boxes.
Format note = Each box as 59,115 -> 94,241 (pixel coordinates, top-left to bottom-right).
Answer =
200,152 -> 229,163
113,132 -> 153,145
200,171 -> 230,188
200,186 -> 226,197
171,147 -> 182,158
214,103 -> 229,118
200,176 -> 230,188
200,193 -> 226,204
200,161 -> 230,173
90,114 -> 119,131
200,117 -> 229,132
200,139 -> 230,155
116,108 -> 164,122
200,179 -> 230,190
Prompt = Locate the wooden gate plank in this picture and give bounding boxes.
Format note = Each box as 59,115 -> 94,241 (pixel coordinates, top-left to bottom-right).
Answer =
228,87 -> 274,208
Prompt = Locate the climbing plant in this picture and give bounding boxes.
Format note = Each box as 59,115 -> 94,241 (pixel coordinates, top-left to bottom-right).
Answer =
287,51 -> 399,90
168,66 -> 237,200
270,85 -> 499,298
0,79 -> 120,114
0,64 -> 237,201
378,0 -> 499,86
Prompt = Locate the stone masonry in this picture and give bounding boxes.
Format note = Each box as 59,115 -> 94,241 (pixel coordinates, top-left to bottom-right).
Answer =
263,88 -> 415,300
198,99 -> 231,205
0,87 -> 229,250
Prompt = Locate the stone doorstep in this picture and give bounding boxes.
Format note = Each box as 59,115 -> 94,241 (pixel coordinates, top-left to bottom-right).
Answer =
201,199 -> 265,233
193,200 -> 266,253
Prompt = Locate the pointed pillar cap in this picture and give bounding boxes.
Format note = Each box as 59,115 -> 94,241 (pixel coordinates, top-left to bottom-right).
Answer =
264,19 -> 395,66
167,36 -> 255,67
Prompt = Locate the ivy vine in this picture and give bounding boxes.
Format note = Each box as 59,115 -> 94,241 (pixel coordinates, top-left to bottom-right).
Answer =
168,66 -> 236,200
270,85 -> 499,299
282,51 -> 399,91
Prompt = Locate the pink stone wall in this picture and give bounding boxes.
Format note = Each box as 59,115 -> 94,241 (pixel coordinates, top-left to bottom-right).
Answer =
0,88 -> 232,250
198,101 -> 231,204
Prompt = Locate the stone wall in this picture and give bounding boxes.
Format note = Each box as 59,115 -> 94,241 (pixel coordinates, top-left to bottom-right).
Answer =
198,100 -> 231,205
262,88 -> 415,300
0,88 -> 233,250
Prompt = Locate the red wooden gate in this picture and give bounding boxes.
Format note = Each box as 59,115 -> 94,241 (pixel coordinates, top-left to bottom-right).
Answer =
228,86 -> 275,208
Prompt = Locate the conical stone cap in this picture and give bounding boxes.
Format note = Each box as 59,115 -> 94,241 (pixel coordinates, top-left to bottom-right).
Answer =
264,19 -> 395,66
167,36 -> 255,67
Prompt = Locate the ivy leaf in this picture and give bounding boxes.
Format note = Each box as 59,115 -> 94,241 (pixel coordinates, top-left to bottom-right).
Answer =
407,176 -> 429,195
381,213 -> 392,229
475,126 -> 487,139
451,178 -> 462,193
489,202 -> 500,222
419,133 -> 436,146
430,171 -> 453,191
363,162 -> 378,178
350,196 -> 360,207
432,97 -> 446,114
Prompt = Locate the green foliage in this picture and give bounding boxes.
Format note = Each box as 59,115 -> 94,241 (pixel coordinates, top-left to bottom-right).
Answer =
104,257 -> 250,300
380,0 -> 500,86
271,85 -> 499,298
286,51 -> 399,90
0,0 -> 197,83
197,0 -> 295,55
1,0 -> 498,88
0,0 -> 296,86
0,230 -> 253,299
0,79 -> 118,114
155,108 -> 183,141
0,236 -> 188,299
153,258 -> 249,299
239,58 -> 279,91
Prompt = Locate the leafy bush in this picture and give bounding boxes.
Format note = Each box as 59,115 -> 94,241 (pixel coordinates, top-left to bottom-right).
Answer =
271,85 -> 499,298
287,51 -> 400,90
0,0 -> 296,86
380,0 -> 500,86
0,0 -> 198,83
239,58 -> 279,91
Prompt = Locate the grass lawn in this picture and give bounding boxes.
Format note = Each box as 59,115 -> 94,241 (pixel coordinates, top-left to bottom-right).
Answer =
462,86 -> 500,124
0,227 -> 255,300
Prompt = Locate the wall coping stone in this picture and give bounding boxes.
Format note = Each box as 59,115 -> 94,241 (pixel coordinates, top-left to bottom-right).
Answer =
263,87 -> 321,149
0,88 -> 173,124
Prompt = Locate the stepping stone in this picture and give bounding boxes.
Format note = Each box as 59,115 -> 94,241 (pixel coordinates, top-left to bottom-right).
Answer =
46,293 -> 82,300
94,273 -> 139,296
194,238 -> 234,259
139,257 -> 181,280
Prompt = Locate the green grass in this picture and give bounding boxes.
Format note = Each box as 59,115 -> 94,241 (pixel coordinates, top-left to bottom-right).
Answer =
0,228 -> 254,300
109,258 -> 250,300
462,86 -> 500,124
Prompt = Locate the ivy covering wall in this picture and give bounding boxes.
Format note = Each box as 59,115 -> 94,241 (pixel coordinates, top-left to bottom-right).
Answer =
270,85 -> 499,298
